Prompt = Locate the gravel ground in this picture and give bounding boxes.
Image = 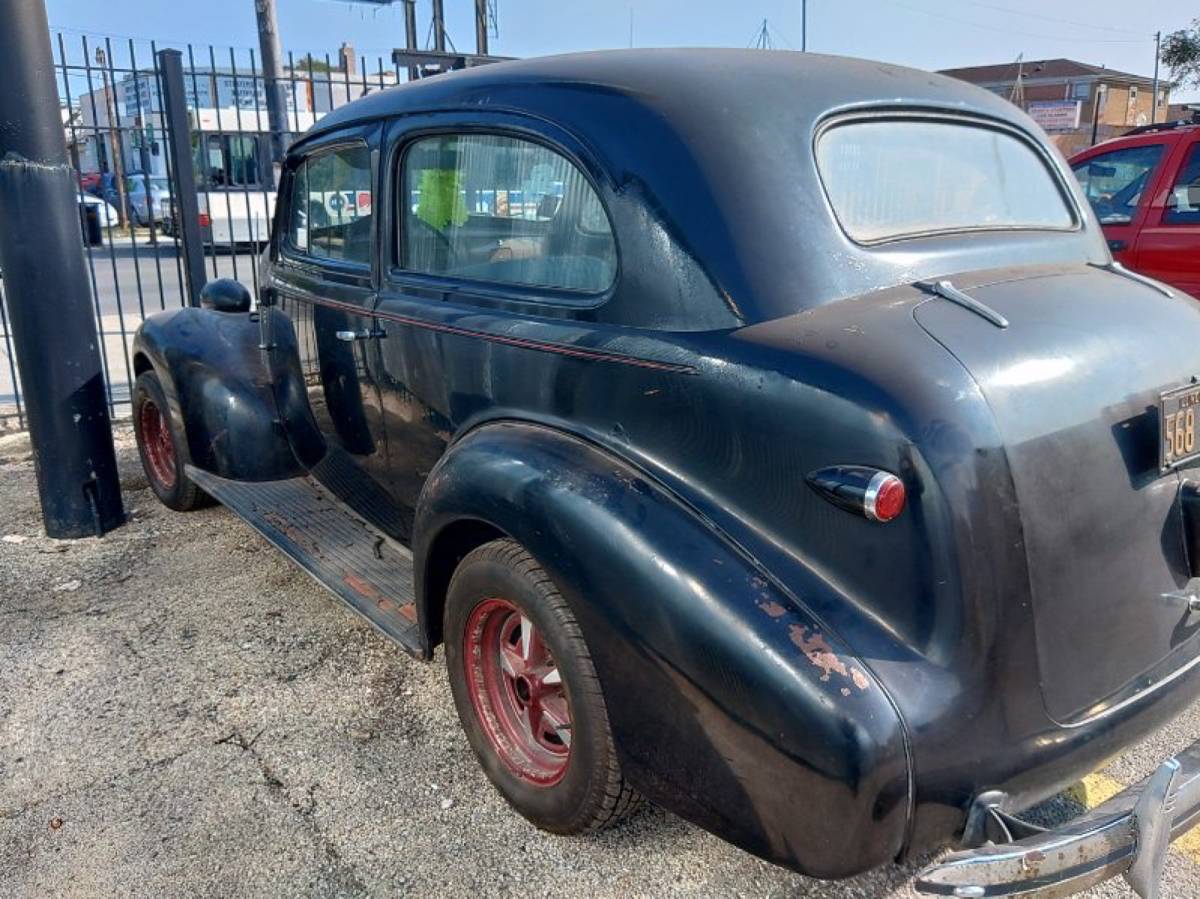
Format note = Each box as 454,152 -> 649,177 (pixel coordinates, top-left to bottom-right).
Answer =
2,426 -> 1200,898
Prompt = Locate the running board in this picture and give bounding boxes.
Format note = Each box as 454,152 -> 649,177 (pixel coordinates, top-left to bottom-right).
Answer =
186,466 -> 424,657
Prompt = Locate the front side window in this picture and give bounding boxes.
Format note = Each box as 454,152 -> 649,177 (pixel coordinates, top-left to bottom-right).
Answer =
816,119 -> 1075,243
1165,144 -> 1200,226
400,133 -> 617,293
1071,144 -> 1165,225
286,144 -> 373,265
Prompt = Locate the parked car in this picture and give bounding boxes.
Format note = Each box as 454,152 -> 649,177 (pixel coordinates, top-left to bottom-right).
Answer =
118,173 -> 171,228
1070,121 -> 1200,296
76,192 -> 119,230
131,50 -> 1200,898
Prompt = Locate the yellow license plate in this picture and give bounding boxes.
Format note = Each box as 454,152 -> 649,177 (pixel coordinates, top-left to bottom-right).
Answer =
1161,383 -> 1200,473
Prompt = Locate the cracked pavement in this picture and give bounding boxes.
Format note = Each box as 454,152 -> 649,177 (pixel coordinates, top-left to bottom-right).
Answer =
3,426 -> 1200,898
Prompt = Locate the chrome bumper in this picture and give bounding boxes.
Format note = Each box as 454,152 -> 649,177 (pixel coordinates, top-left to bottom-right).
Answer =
915,741 -> 1200,898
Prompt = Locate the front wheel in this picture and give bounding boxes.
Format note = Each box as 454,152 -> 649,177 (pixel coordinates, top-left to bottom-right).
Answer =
132,371 -> 207,511
444,538 -> 640,834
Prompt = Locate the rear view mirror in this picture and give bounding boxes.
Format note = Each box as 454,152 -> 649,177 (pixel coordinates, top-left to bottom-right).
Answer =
1089,163 -> 1117,178
199,278 -> 252,313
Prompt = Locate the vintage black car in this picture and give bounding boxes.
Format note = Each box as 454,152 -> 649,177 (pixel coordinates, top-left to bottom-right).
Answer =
132,49 -> 1200,897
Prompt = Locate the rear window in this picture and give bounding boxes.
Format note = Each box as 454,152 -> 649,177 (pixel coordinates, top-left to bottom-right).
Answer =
816,119 -> 1075,243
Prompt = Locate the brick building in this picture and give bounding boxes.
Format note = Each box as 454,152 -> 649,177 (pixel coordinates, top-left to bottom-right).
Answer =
938,58 -> 1171,156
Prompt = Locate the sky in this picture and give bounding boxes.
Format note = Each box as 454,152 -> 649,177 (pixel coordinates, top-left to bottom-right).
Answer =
45,0 -> 1200,103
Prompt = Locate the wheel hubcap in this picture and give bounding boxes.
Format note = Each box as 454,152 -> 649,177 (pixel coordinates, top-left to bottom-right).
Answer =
137,399 -> 176,490
464,597 -> 572,786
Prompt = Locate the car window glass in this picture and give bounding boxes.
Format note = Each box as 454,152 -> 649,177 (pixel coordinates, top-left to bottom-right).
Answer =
817,119 -> 1075,242
1071,144 -> 1165,225
1165,144 -> 1200,225
288,144 -> 373,265
401,134 -> 617,293
288,161 -> 309,252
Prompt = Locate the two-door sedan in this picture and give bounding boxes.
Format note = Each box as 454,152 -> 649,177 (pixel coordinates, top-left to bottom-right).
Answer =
132,49 -> 1200,897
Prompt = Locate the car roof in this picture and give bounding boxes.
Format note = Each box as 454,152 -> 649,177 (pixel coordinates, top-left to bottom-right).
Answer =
304,48 -> 1033,144
1070,124 -> 1200,161
295,48 -> 1109,324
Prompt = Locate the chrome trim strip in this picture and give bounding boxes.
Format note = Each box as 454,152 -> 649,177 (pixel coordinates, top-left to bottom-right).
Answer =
1102,261 -> 1175,298
863,470 -> 891,522
917,279 -> 1011,329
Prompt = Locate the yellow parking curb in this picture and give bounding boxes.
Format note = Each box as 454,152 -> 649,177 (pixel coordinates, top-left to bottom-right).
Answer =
1067,772 -> 1200,867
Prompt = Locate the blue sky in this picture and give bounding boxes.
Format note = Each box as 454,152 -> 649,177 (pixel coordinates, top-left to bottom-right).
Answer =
46,0 -> 1200,102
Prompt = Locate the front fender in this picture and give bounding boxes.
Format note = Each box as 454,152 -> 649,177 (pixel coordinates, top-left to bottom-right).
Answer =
133,307 -> 301,481
414,421 -> 910,878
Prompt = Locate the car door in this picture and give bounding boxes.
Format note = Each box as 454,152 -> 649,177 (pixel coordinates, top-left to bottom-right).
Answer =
1070,141 -> 1168,264
268,124 -> 410,537
371,118 -> 621,512
1131,136 -> 1200,297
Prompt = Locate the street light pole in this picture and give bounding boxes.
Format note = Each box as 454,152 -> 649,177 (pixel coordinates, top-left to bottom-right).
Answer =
0,0 -> 124,538
802,0 -> 807,52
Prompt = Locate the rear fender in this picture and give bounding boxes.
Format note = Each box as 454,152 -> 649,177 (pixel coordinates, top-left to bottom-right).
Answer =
133,307 -> 302,481
414,421 -> 910,877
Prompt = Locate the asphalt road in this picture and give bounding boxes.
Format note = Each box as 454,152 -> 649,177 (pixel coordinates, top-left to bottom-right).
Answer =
0,232 -> 261,413
3,427 -> 1200,898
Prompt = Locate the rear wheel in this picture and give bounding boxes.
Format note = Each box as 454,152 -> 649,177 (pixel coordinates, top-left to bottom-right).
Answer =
132,371 -> 206,511
445,538 -> 640,834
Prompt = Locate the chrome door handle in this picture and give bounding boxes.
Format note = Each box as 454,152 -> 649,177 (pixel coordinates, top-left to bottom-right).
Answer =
335,328 -> 386,342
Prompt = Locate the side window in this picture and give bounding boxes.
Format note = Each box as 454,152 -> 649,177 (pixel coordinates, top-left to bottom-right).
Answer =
286,144 -> 373,266
1071,144 -> 1165,224
400,133 -> 616,293
1165,144 -> 1200,226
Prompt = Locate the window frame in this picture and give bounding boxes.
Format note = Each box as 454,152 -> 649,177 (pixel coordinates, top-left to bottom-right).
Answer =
388,124 -> 620,308
280,137 -> 375,273
1162,141 -> 1200,228
812,110 -> 1084,247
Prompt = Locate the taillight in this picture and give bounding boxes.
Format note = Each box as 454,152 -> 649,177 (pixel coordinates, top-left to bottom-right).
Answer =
807,466 -> 907,523
198,212 -> 211,228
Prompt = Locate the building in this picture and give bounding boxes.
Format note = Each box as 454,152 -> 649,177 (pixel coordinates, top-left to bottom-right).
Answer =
66,42 -> 399,180
938,58 -> 1171,156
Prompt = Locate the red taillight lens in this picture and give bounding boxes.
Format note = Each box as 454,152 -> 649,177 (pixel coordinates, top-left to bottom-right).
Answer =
807,465 -> 907,523
198,212 -> 211,228
865,472 -> 906,522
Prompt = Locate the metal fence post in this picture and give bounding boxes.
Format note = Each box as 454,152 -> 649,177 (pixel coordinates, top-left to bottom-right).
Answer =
157,48 -> 206,307
0,0 -> 124,538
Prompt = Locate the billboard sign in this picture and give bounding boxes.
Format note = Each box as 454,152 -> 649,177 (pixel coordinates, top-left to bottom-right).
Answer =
1027,100 -> 1082,132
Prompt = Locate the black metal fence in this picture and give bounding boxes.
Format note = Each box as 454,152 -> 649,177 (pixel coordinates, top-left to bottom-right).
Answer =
0,30 -> 408,429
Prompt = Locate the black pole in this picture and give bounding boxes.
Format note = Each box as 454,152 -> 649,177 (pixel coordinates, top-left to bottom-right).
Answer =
254,0 -> 289,179
474,0 -> 488,56
157,49 -> 206,308
0,0 -> 124,538
404,0 -> 419,81
432,0 -> 446,52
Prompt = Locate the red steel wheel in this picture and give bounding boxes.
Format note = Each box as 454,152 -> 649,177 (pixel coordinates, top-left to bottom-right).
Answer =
136,398 -> 177,491
445,538 -> 640,834
464,597 -> 572,786
132,370 -> 205,511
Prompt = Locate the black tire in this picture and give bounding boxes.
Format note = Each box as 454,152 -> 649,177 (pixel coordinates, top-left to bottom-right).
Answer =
444,538 -> 641,834
132,370 -> 207,511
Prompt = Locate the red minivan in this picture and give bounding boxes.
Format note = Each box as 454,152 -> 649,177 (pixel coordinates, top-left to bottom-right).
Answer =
1070,123 -> 1200,297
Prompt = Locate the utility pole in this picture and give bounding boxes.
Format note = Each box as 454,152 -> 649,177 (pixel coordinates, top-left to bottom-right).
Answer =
432,0 -> 446,51
403,0 -> 419,81
474,0 -> 488,56
1151,30 -> 1161,125
95,47 -> 129,228
0,0 -> 124,537
802,0 -> 807,52
254,0 -> 289,183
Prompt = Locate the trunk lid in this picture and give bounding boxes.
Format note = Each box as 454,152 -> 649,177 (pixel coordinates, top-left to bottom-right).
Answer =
914,264 -> 1200,723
